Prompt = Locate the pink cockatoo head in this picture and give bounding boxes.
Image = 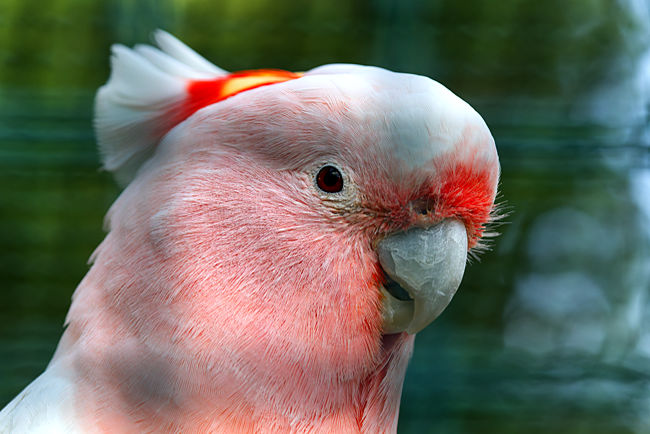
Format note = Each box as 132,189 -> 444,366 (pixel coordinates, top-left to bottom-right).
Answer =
41,31 -> 500,432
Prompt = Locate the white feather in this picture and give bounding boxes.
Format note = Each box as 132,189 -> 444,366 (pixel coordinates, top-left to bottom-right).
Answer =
95,30 -> 227,186
153,30 -> 228,76
133,44 -> 215,80
0,363 -> 81,434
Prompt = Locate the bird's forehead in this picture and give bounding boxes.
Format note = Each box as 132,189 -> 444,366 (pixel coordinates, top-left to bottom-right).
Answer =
183,64 -> 496,184
301,65 -> 496,170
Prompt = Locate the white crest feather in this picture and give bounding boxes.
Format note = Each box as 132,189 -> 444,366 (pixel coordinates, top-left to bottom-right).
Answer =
94,30 -> 227,186
153,30 -> 228,76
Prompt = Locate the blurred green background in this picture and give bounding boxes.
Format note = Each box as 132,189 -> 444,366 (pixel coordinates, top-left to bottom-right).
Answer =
1,0 -> 649,432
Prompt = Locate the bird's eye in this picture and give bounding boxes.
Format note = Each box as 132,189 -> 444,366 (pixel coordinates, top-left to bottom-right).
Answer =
316,165 -> 344,193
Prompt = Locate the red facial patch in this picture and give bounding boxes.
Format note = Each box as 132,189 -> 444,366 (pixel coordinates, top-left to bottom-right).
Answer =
431,163 -> 497,247
370,160 -> 498,249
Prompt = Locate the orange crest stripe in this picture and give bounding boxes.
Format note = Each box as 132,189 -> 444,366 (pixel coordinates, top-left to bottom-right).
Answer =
183,69 -> 302,120
220,70 -> 302,99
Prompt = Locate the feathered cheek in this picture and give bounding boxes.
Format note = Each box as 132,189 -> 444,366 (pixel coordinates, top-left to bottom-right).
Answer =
146,197 -> 205,259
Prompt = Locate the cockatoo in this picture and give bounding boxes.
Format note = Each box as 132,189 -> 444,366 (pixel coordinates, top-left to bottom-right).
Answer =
0,31 -> 499,433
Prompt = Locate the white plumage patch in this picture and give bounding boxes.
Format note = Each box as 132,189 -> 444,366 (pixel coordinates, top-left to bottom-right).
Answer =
94,30 -> 226,186
0,362 -> 80,434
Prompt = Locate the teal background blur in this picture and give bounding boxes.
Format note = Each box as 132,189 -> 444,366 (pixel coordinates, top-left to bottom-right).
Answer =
1,1 -> 650,432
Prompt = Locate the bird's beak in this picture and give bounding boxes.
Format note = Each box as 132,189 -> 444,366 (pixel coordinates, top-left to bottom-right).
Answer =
376,219 -> 468,334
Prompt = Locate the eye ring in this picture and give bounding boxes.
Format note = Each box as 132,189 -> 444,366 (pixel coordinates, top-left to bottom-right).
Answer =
316,165 -> 344,193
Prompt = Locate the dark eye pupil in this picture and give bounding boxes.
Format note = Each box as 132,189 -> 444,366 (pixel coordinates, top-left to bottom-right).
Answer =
316,165 -> 343,193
